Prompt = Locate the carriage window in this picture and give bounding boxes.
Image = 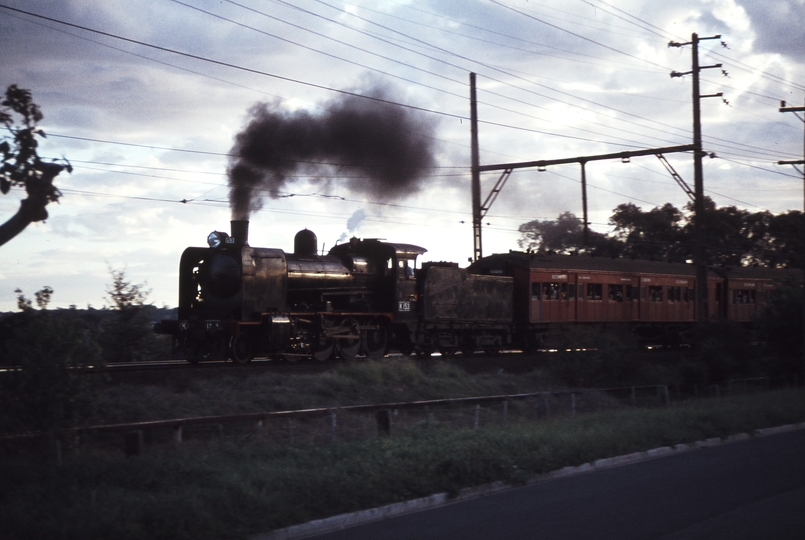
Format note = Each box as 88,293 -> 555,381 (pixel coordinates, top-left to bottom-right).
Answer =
668,286 -> 681,302
732,290 -> 755,304
649,286 -> 663,302
542,282 -> 573,300
543,283 -> 560,300
624,285 -> 633,301
531,283 -> 541,297
608,285 -> 624,302
586,283 -> 603,300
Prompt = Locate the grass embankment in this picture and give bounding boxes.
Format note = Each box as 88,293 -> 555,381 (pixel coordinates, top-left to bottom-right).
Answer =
91,359 -> 553,424
2,384 -> 805,540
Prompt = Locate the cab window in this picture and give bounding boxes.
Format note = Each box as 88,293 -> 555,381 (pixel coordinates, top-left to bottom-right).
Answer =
397,259 -> 414,279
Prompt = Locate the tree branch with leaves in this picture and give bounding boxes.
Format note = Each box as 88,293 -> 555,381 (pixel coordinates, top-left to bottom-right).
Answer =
0,84 -> 71,247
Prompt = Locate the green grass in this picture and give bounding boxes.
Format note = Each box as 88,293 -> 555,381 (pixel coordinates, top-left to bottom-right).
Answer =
89,359 -> 554,424
2,388 -> 805,540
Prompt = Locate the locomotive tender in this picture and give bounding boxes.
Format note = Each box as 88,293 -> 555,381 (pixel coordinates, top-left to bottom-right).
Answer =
155,220 -> 790,362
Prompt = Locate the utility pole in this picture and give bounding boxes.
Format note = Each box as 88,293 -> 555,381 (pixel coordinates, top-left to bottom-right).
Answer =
470,72 -> 482,262
669,33 -> 724,325
778,95 -> 805,384
580,161 -> 589,246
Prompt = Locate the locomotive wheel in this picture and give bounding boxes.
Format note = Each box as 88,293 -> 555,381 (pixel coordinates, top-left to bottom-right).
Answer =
311,320 -> 335,361
185,333 -> 212,363
186,342 -> 204,364
312,342 -> 334,362
361,318 -> 388,360
335,318 -> 361,360
415,347 -> 433,359
230,334 -> 254,364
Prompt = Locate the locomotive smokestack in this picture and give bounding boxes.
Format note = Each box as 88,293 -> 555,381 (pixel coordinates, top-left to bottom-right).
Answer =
231,220 -> 249,246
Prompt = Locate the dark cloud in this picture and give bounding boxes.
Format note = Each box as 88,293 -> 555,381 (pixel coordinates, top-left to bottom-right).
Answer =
227,82 -> 439,220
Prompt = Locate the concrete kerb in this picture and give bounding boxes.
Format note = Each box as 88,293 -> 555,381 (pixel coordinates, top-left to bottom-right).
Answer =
255,421 -> 805,540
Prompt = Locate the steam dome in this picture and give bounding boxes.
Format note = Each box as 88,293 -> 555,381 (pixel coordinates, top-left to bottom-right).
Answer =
294,229 -> 318,257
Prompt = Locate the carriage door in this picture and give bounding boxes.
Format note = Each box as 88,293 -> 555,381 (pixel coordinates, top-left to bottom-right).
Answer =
715,281 -> 725,321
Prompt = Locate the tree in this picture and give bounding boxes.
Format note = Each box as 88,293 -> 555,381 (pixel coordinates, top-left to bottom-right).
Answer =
766,210 -> 805,269
0,84 -> 71,247
100,268 -> 158,362
679,198 -> 753,266
518,202 -> 804,270
609,202 -> 685,261
518,211 -> 621,256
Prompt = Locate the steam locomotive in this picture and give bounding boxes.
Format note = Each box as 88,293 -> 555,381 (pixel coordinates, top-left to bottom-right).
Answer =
155,220 -> 792,362
154,221 -> 512,362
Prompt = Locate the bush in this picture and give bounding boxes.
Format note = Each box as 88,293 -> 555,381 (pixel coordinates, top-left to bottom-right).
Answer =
0,307 -> 101,434
757,275 -> 804,377
683,322 -> 760,386
543,326 -> 639,387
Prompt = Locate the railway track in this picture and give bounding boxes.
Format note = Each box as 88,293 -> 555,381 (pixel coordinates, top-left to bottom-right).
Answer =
0,355 -> 320,375
0,346 -> 685,378
0,350 -> 532,376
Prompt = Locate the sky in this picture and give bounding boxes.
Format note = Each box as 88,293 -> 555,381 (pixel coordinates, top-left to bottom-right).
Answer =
1,0 -> 804,312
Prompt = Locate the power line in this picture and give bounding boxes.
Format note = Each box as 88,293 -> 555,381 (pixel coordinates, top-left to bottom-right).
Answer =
307,0 -> 697,145
489,0 -> 672,72
0,4 -> 461,121
9,1 -> 785,165
182,0 -> 677,150
5,4 -> 676,148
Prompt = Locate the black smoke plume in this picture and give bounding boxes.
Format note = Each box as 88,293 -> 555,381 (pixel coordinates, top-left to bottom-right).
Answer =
228,84 -> 438,220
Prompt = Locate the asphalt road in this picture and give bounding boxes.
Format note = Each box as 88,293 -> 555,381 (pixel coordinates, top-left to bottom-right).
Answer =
308,430 -> 805,540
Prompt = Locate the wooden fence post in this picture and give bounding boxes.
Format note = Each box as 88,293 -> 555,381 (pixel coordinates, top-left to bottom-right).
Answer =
537,398 -> 548,419
54,437 -> 63,467
376,409 -> 390,436
657,385 -> 669,406
124,430 -> 144,457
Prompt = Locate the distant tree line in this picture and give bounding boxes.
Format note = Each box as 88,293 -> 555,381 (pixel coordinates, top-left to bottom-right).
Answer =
518,198 -> 804,269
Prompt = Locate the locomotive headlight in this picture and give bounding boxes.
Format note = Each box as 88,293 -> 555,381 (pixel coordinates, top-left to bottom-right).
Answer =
207,231 -> 228,248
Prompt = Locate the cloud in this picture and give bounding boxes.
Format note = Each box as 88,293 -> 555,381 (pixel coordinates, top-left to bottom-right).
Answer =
734,0 -> 805,58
